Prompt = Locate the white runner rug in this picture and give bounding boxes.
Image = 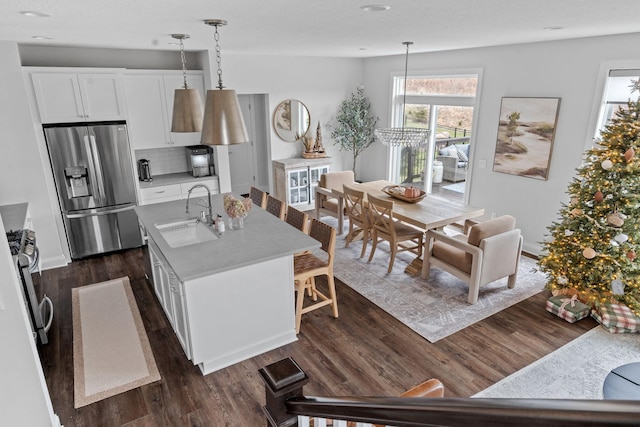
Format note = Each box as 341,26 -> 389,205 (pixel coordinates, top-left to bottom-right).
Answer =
474,326 -> 640,399
326,217 -> 545,342
72,277 -> 160,408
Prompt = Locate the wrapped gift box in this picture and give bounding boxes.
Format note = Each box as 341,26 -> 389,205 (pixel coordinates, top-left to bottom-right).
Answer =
592,304 -> 639,334
545,295 -> 591,323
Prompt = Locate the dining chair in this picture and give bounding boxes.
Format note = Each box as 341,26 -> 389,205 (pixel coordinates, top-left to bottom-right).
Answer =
285,205 -> 309,234
315,170 -> 355,234
367,193 -> 424,274
293,218 -> 338,334
421,215 -> 522,304
265,195 -> 285,220
342,184 -> 371,258
249,186 -> 267,209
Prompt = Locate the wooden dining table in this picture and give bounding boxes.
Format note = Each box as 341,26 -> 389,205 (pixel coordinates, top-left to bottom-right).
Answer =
323,180 -> 485,274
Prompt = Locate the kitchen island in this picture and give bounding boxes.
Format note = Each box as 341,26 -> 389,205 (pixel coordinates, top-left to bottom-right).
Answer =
135,194 -> 319,375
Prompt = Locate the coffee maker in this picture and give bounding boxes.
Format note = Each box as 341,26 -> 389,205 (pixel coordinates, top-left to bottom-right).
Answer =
186,145 -> 214,177
137,159 -> 152,182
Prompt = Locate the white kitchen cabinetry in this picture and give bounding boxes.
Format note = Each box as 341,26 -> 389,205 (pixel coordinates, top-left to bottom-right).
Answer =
148,237 -> 191,358
139,177 -> 220,206
273,158 -> 331,210
139,184 -> 182,206
123,71 -> 205,149
31,72 -> 126,123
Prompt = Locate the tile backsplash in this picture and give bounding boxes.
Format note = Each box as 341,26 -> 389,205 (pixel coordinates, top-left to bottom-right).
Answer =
135,147 -> 189,176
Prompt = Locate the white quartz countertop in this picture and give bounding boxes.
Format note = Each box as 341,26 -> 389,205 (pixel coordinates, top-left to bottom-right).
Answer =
135,195 -> 320,282
138,172 -> 218,189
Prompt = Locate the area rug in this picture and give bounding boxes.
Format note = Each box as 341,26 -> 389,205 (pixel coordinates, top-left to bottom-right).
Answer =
326,217 -> 545,342
442,181 -> 466,193
473,326 -> 640,399
72,277 -> 160,408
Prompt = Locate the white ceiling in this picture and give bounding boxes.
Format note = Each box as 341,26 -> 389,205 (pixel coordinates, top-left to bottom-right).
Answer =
3,0 -> 640,58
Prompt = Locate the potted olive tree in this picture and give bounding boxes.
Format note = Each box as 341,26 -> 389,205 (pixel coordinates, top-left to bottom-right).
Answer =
330,87 -> 378,179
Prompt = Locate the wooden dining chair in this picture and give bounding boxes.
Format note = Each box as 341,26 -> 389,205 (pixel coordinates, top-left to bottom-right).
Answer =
265,195 -> 285,220
249,186 -> 267,209
293,218 -> 338,334
285,205 -> 309,233
367,193 -> 424,274
343,184 -> 371,258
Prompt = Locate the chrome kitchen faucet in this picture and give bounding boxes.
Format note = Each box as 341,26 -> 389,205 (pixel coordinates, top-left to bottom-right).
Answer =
185,184 -> 213,225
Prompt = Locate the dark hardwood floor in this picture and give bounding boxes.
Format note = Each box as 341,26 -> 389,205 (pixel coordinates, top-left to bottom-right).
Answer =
35,247 -> 596,426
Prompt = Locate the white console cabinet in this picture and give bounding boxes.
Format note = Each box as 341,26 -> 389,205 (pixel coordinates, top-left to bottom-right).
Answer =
30,71 -> 126,123
273,158 -> 331,210
123,71 -> 205,149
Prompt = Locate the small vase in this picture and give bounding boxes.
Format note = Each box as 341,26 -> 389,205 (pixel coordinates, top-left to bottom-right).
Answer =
230,216 -> 244,230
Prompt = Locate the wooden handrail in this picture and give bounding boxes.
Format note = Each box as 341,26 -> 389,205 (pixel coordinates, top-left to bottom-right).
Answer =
286,396 -> 640,426
260,358 -> 640,427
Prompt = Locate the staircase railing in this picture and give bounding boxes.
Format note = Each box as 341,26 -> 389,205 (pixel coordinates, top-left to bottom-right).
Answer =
260,357 -> 640,427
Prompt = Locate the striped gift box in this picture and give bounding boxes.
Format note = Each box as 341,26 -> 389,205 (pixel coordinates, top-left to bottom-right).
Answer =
591,304 -> 639,333
545,295 -> 590,323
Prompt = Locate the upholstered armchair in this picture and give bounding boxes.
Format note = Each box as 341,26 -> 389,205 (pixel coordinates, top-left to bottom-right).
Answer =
437,143 -> 469,182
421,215 -> 523,304
314,170 -> 355,234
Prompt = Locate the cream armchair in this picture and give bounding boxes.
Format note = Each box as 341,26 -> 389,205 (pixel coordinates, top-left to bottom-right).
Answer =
421,215 -> 523,304
314,170 -> 355,234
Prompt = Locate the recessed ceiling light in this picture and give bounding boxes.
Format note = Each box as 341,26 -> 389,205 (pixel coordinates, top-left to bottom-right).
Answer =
20,10 -> 51,18
32,36 -> 53,40
360,5 -> 391,12
544,26 -> 564,31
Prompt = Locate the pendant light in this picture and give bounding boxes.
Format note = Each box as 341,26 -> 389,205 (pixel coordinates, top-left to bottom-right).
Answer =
374,42 -> 430,147
170,34 -> 204,133
201,19 -> 249,146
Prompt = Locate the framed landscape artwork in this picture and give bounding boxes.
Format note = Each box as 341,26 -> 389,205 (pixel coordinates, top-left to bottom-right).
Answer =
493,97 -> 560,180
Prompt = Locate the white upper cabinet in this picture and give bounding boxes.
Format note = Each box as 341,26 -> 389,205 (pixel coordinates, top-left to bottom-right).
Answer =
31,72 -> 126,123
123,74 -> 171,149
123,71 -> 205,149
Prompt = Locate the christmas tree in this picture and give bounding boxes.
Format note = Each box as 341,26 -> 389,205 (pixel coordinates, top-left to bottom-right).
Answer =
538,80 -> 640,317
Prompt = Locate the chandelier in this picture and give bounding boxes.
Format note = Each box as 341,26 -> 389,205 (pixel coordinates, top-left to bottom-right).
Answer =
374,42 -> 430,147
201,19 -> 249,146
170,34 -> 204,133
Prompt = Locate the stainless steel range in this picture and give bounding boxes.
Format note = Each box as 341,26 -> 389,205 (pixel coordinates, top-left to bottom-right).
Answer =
6,228 -> 53,345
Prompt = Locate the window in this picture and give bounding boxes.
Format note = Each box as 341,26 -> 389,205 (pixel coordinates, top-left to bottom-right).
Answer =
388,74 -> 478,192
596,69 -> 640,138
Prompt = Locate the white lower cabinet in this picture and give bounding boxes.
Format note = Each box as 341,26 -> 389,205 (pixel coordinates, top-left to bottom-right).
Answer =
148,237 -> 191,359
140,178 -> 220,206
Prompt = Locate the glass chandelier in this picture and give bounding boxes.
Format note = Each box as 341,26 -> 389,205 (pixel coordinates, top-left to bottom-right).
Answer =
375,42 -> 430,147
170,34 -> 204,133
201,19 -> 249,146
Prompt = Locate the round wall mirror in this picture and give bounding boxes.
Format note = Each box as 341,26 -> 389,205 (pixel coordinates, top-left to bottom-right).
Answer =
273,99 -> 310,142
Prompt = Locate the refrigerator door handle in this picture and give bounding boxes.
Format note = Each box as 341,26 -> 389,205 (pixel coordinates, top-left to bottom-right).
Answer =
65,204 -> 136,218
82,133 -> 103,204
86,131 -> 107,205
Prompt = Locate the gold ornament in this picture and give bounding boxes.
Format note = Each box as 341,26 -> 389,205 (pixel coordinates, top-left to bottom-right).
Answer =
583,247 -> 597,259
570,208 -> 583,216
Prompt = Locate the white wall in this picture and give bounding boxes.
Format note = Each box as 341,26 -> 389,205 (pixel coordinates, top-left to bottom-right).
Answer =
362,32 -> 640,254
0,42 -> 67,268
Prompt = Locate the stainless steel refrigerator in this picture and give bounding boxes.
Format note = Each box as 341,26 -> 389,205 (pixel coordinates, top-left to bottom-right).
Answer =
43,121 -> 142,259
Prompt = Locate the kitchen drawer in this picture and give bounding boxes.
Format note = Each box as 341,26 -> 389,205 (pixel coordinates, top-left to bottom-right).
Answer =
181,178 -> 219,196
139,184 -> 182,205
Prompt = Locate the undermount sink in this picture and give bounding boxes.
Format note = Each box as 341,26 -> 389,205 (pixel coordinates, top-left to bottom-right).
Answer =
154,218 -> 218,248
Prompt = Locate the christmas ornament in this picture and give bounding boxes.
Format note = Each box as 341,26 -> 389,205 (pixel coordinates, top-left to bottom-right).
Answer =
570,196 -> 579,206
614,233 -> 629,243
564,229 -> 574,236
571,208 -> 583,216
607,212 -> 625,227
594,191 -> 604,202
583,247 -> 597,259
611,280 -> 625,295
625,147 -> 635,161
606,194 -> 614,200
601,159 -> 613,170
627,250 -> 637,260
557,276 -> 568,285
